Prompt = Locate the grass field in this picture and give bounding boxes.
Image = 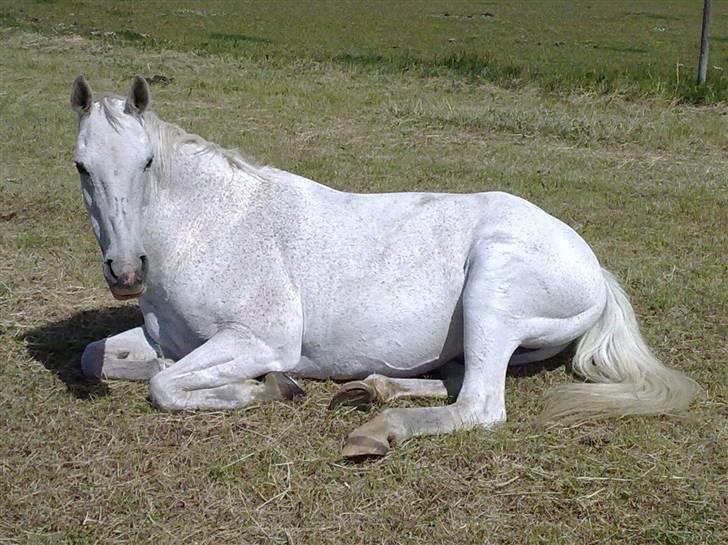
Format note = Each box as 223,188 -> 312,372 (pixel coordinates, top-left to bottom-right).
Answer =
1,1 -> 727,544
2,0 -> 728,103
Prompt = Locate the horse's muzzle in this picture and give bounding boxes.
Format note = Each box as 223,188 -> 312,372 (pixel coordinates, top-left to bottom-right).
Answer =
105,256 -> 147,300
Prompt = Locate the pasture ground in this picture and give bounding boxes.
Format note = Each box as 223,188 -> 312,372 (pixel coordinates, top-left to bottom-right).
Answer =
1,2 -> 726,544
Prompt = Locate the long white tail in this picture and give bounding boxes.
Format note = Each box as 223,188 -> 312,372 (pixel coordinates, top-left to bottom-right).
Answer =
543,269 -> 700,419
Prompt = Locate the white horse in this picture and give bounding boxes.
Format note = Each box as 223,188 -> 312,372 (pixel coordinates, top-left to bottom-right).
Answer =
71,76 -> 698,457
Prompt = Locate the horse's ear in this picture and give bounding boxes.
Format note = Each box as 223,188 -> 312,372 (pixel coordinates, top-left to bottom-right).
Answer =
125,75 -> 151,115
70,75 -> 92,114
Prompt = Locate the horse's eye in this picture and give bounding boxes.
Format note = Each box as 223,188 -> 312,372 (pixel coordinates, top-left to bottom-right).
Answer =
75,161 -> 89,176
144,156 -> 154,171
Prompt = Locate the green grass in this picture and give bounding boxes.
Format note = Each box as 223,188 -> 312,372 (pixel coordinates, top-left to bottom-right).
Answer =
1,0 -> 727,102
0,2 -> 727,544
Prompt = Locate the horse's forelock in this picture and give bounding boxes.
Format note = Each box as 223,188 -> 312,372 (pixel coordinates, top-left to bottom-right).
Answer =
93,94 -> 132,132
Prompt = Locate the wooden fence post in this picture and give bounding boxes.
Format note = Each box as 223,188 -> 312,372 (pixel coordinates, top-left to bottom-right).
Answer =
697,0 -> 712,85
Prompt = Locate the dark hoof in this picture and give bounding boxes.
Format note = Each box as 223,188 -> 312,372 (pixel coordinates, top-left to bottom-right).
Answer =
80,341 -> 104,380
328,381 -> 375,411
342,434 -> 389,459
264,372 -> 305,400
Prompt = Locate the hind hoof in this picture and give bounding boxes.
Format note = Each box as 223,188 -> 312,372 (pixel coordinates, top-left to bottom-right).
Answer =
264,372 -> 305,400
329,381 -> 375,411
342,434 -> 389,459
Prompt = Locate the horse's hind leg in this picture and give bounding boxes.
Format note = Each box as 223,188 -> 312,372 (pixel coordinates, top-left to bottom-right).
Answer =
81,326 -> 172,381
330,344 -> 568,412
342,249 -> 520,457
341,235 -> 604,458
329,361 -> 463,410
341,322 -> 517,457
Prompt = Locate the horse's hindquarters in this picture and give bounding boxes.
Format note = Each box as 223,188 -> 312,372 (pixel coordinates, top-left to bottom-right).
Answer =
471,196 -> 607,349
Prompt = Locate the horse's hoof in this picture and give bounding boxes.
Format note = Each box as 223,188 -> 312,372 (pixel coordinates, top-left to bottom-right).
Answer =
80,340 -> 104,380
342,434 -> 389,459
328,381 -> 375,411
264,372 -> 305,400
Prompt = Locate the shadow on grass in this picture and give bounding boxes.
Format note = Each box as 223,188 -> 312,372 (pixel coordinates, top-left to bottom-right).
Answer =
24,306 -> 143,399
425,346 -> 572,402
506,345 -> 573,378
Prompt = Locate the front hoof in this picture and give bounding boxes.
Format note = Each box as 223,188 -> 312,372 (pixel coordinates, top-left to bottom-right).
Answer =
329,381 -> 375,411
342,433 -> 389,459
80,340 -> 105,380
264,372 -> 306,400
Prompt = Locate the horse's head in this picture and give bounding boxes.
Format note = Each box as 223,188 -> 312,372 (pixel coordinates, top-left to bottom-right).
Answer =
70,76 -> 154,300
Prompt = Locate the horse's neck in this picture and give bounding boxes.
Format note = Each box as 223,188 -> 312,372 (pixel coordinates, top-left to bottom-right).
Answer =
143,143 -> 265,258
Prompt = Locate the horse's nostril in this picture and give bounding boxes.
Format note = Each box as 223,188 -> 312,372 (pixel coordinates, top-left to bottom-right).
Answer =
105,259 -> 118,280
139,255 -> 148,275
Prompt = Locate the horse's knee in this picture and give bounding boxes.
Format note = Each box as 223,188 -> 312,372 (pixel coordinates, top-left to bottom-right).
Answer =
81,340 -> 105,379
148,373 -> 185,411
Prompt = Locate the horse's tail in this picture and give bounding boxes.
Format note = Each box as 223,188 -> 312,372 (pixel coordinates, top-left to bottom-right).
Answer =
543,269 -> 699,420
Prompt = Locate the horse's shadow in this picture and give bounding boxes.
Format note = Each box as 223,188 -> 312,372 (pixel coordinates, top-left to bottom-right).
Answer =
506,348 -> 573,378
24,306 -> 143,399
433,349 -> 571,400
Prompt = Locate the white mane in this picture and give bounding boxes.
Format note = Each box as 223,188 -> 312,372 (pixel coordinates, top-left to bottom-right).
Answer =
96,95 -> 262,182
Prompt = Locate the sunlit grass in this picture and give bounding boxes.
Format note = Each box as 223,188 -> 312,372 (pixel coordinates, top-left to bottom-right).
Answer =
1,0 -> 727,102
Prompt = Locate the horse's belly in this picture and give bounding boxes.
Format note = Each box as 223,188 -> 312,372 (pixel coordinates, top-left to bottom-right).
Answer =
293,354 -> 452,381
297,301 -> 463,380
295,343 -> 458,380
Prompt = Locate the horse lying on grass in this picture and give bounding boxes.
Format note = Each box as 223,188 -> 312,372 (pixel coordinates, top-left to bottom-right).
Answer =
71,76 -> 698,458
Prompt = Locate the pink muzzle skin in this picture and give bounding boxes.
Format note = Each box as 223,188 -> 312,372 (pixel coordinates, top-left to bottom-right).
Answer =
106,257 -> 147,300
109,271 -> 146,300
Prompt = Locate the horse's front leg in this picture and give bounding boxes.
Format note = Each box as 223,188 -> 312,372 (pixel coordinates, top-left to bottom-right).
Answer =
81,326 -> 172,381
148,329 -> 303,411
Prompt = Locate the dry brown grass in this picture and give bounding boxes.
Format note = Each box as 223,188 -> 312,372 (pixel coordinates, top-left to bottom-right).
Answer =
1,19 -> 726,545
